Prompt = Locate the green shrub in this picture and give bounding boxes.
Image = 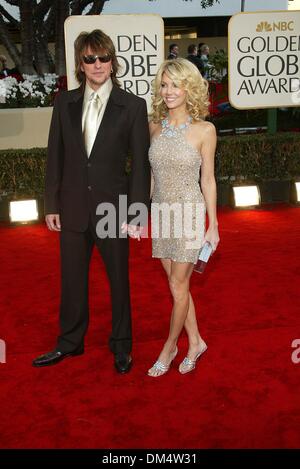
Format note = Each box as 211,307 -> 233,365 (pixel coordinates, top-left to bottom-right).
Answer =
0,148 -> 46,196
216,132 -> 300,183
0,133 -> 299,196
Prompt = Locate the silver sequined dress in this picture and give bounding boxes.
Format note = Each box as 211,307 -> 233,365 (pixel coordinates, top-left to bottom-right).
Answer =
149,119 -> 206,263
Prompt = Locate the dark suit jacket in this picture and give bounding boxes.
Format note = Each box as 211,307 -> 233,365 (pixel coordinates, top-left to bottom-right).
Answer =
186,54 -> 204,75
45,84 -> 151,232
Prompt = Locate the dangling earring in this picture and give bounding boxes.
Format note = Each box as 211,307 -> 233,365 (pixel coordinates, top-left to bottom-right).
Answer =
111,68 -> 113,74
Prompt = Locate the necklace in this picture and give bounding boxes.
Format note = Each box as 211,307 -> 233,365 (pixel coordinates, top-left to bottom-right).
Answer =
161,115 -> 192,138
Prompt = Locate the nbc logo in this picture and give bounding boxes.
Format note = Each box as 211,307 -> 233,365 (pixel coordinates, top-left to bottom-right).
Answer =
256,21 -> 294,32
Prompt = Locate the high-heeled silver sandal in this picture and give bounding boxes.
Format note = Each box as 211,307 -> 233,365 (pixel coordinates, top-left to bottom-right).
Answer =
179,342 -> 207,374
148,347 -> 178,377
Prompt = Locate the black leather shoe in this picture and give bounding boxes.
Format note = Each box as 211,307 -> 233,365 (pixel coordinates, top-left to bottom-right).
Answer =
32,347 -> 84,367
114,352 -> 132,374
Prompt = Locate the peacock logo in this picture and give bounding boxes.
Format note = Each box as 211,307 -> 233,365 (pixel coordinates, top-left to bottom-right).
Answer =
256,21 -> 294,32
256,21 -> 272,32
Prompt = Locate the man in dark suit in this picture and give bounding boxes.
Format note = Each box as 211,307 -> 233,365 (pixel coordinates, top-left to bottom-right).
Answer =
32,29 -> 150,373
186,44 -> 204,76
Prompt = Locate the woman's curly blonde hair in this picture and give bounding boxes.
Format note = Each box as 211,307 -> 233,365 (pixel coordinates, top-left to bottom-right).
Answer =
150,58 -> 210,123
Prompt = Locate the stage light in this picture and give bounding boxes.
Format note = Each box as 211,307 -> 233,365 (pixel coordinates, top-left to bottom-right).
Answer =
232,185 -> 260,208
9,199 -> 39,223
295,182 -> 300,202
290,181 -> 300,205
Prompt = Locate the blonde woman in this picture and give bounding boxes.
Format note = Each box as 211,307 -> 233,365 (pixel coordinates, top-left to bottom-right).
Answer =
148,58 -> 219,377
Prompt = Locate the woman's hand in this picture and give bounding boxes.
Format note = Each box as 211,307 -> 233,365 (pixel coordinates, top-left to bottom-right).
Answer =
121,222 -> 145,241
202,225 -> 220,252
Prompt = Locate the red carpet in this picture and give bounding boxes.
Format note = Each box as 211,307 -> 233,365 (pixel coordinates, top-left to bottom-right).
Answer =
0,204 -> 300,449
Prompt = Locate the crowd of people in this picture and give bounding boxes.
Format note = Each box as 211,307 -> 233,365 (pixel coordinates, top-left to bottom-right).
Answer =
167,42 -> 212,79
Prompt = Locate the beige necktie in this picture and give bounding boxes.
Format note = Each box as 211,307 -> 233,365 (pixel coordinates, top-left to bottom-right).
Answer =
83,92 -> 102,157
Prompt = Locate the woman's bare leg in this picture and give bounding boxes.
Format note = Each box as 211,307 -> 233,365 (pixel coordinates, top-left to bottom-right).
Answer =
182,293 -> 207,361
161,259 -> 205,355
148,259 -> 194,376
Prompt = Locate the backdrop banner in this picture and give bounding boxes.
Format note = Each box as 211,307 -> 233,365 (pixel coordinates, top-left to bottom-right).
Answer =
228,10 -> 300,109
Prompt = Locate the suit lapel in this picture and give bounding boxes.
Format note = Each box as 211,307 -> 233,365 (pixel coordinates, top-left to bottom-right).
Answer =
89,86 -> 126,161
68,88 -> 87,159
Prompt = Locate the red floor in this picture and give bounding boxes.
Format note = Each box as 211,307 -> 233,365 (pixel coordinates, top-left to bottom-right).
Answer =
0,204 -> 300,448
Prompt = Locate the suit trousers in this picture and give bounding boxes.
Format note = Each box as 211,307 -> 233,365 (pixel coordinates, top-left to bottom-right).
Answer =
57,218 -> 132,355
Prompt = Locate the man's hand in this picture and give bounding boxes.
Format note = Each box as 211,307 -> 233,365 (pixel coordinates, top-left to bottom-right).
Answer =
45,214 -> 61,231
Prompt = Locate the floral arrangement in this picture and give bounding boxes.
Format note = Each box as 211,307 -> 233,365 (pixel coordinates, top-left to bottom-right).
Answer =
0,74 -> 58,108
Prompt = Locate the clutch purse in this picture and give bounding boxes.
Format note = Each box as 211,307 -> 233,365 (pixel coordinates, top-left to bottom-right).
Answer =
194,241 -> 213,273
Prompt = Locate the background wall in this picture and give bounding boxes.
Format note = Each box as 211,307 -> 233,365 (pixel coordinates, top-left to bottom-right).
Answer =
0,108 -> 52,150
